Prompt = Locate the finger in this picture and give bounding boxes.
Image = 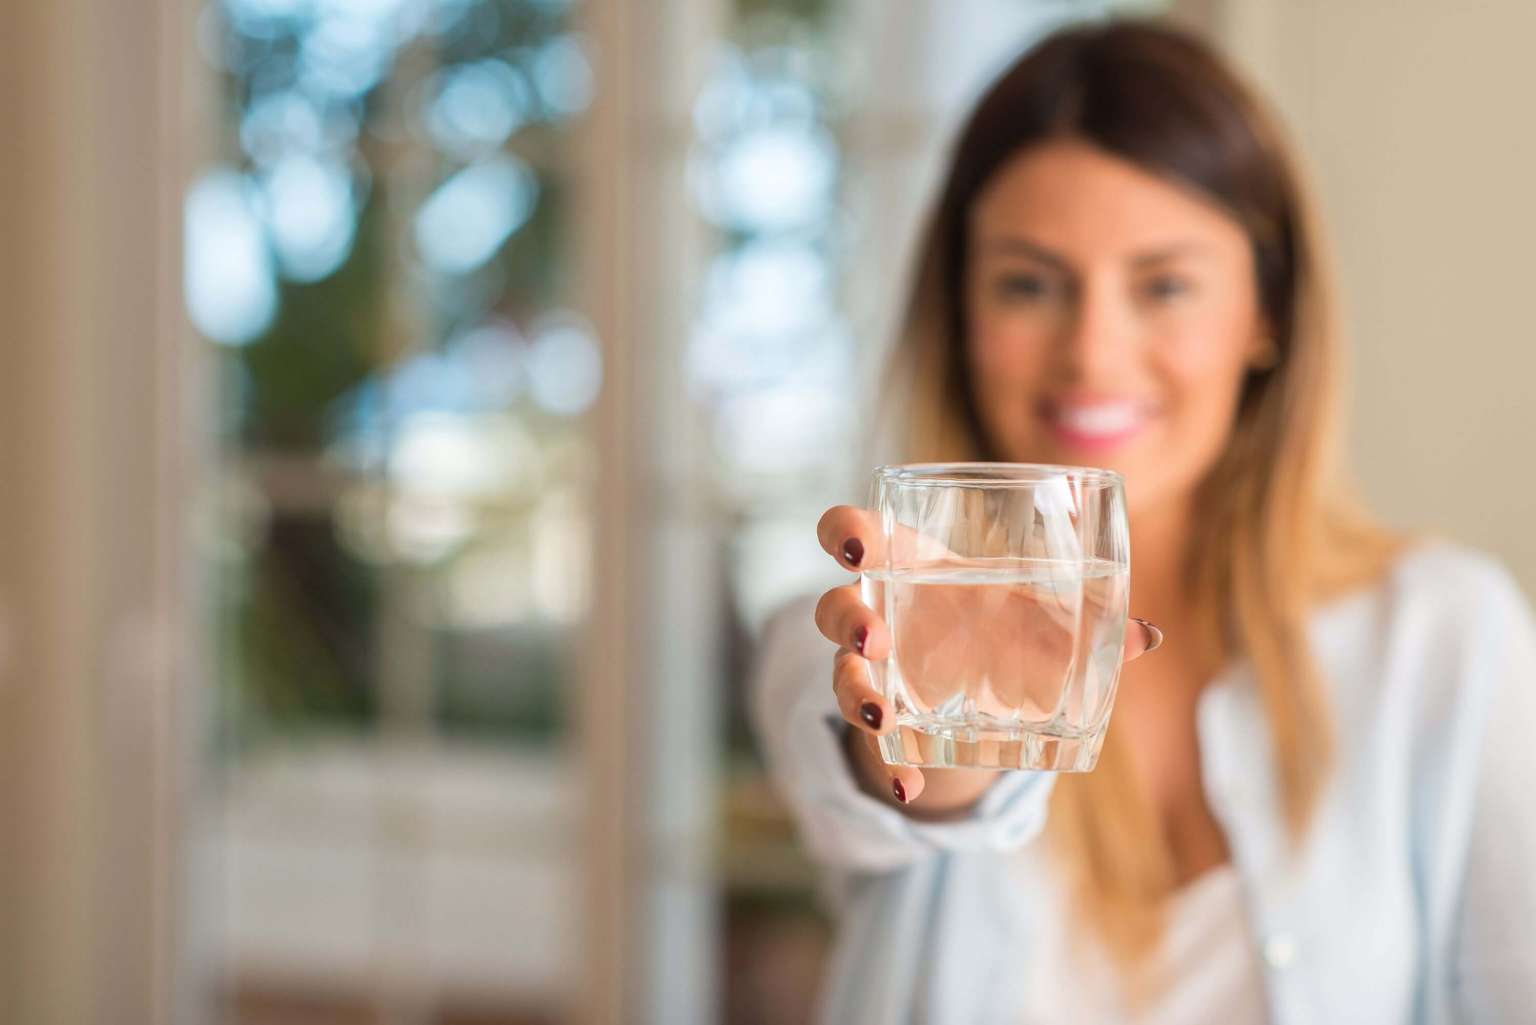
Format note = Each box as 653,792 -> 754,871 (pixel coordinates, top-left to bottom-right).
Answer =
816,505 -> 883,571
815,505 -> 954,573
832,647 -> 892,734
832,652 -> 926,803
865,730 -> 927,805
815,584 -> 890,659
1122,617 -> 1165,662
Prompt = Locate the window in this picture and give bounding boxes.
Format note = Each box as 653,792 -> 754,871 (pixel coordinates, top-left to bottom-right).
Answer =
193,1 -> 593,1020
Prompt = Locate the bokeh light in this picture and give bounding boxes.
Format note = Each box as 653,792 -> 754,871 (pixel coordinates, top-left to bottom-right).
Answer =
530,33 -> 593,118
414,157 -> 539,275
696,122 -> 837,232
690,239 -> 836,396
526,315 -> 601,417
185,169 -> 278,345
256,154 -> 358,282
425,59 -> 532,157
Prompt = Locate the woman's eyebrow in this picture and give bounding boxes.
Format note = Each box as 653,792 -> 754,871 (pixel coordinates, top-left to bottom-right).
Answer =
977,237 -> 1212,269
976,236 -> 1070,271
1130,242 -> 1211,266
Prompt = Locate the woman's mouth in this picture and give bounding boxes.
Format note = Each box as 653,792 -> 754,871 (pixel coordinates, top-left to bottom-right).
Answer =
1039,397 -> 1153,452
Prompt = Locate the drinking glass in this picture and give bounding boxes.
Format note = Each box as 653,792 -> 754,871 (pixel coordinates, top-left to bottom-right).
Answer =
860,462 -> 1130,772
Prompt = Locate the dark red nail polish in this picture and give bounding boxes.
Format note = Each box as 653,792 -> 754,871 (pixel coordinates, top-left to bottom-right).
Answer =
859,701 -> 882,730
853,625 -> 869,655
842,537 -> 864,567
892,778 -> 907,803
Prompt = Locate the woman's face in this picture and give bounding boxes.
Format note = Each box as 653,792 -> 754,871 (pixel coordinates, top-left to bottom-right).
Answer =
964,139 -> 1270,517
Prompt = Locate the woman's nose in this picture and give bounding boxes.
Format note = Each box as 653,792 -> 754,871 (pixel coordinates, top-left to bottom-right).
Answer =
1059,281 -> 1133,379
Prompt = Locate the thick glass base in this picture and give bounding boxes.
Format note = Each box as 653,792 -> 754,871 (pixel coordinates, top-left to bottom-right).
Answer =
877,718 -> 1105,772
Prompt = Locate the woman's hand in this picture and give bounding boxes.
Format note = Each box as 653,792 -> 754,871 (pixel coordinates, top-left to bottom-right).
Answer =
813,504 -> 1165,818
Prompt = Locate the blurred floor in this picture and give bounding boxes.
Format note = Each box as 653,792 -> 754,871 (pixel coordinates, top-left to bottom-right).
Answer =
210,743 -> 575,1022
724,903 -> 829,1025
227,987 -> 560,1025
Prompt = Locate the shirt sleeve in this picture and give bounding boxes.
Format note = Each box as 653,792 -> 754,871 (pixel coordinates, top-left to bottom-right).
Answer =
1451,560 -> 1536,1019
748,594 -> 1057,877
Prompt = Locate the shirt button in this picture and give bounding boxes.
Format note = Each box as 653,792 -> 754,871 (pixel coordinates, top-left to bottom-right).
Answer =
1262,932 -> 1297,969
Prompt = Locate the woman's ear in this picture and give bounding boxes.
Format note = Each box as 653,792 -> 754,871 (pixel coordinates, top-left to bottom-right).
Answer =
1247,321 -> 1280,370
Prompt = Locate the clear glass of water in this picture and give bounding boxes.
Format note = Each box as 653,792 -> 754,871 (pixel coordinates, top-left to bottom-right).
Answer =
861,462 -> 1130,772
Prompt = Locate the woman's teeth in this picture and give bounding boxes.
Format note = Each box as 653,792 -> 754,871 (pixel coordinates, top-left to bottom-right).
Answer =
1053,402 -> 1143,436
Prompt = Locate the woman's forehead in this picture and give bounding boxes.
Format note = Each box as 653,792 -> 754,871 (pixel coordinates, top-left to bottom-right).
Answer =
969,140 -> 1249,259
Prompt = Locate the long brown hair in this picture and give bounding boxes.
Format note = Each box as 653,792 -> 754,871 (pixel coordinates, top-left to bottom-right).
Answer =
885,18 -> 1407,989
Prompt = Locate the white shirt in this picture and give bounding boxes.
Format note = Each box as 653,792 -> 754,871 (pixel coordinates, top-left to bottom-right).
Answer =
1018,861 -> 1267,1025
749,542 -> 1536,1024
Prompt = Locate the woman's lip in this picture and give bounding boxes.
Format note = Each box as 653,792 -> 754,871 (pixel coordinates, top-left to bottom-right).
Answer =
1044,420 -> 1146,451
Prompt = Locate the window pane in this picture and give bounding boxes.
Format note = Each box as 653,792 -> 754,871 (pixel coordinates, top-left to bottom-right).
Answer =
195,1 -> 590,1020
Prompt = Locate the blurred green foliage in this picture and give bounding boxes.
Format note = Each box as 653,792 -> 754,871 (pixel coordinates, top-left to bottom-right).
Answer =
207,0 -> 580,747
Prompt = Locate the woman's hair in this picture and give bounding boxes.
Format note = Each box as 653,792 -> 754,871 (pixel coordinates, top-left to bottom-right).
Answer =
886,18 -> 1407,990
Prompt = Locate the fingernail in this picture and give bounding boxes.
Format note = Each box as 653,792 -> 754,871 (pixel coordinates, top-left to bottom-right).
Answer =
842,537 -> 864,568
1132,617 -> 1164,653
859,701 -> 882,730
853,625 -> 869,655
891,778 -> 907,803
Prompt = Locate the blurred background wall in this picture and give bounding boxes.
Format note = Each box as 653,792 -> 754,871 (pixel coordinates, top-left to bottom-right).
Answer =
0,0 -> 187,1022
0,1 -> 1531,1024
1203,0 -> 1536,583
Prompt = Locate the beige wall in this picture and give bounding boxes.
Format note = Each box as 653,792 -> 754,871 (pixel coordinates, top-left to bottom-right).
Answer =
1188,0 -> 1536,594
0,1 -> 191,1023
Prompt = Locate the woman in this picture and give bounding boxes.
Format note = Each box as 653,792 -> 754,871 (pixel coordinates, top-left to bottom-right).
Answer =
750,19 -> 1536,1024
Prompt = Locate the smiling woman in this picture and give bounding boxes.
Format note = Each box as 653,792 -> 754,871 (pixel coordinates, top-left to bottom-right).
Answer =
750,16 -> 1536,1025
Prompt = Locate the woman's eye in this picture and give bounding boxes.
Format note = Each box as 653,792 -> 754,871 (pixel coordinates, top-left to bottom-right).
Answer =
1143,274 -> 1193,301
995,273 -> 1054,300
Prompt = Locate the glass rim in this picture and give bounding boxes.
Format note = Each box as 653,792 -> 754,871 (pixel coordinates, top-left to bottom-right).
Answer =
874,461 -> 1123,489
